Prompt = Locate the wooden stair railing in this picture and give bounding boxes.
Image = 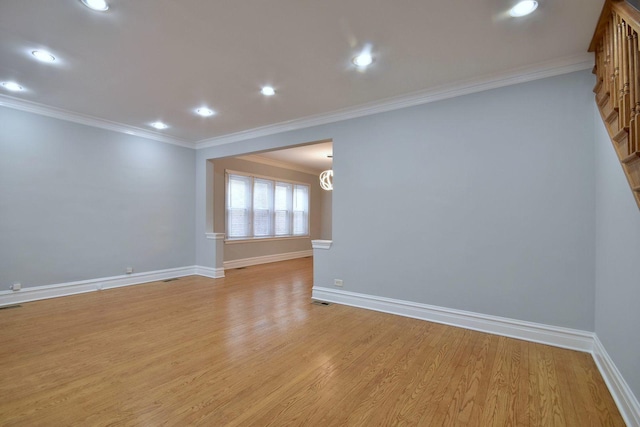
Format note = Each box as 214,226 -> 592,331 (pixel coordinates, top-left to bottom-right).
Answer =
590,0 -> 640,209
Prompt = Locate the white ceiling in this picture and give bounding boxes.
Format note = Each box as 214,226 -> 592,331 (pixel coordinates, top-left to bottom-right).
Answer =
239,141 -> 333,174
0,1 -> 602,146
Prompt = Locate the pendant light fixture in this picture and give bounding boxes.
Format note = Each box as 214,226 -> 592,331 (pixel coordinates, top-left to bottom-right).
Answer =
319,169 -> 333,191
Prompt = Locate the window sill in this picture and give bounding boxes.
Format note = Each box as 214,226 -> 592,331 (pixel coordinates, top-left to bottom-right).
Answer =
225,236 -> 310,245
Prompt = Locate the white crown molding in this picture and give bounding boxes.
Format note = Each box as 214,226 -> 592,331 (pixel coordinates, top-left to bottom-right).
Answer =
223,250 -> 313,270
593,336 -> 640,427
311,240 -> 333,250
237,154 -> 321,175
1,53 -> 593,151
195,53 -> 594,149
311,286 -> 595,352
0,94 -> 194,149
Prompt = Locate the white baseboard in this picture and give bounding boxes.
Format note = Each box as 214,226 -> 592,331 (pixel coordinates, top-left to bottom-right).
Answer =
593,336 -> 640,427
311,286 -> 594,352
195,266 -> 225,279
0,265 -> 230,306
224,250 -> 313,270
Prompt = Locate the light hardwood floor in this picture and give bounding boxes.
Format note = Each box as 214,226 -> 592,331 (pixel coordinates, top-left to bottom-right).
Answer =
0,258 -> 624,426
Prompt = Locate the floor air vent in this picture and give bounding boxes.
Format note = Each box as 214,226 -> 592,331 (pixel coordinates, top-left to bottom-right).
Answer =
163,278 -> 180,282
311,300 -> 331,306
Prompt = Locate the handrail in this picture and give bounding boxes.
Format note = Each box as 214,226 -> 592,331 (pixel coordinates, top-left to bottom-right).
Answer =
590,0 -> 640,209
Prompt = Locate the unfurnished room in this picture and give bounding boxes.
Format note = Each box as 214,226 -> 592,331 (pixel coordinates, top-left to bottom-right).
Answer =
1,0 -> 639,425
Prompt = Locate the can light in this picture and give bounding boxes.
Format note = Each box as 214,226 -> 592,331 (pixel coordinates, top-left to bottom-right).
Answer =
196,107 -> 215,117
509,1 -> 538,17
1,81 -> 24,92
352,53 -> 373,68
32,50 -> 56,63
150,121 -> 169,130
261,86 -> 275,96
81,0 -> 109,11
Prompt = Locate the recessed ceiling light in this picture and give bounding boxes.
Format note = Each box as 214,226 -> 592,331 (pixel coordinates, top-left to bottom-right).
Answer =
195,107 -> 215,117
1,81 -> 24,92
81,0 -> 109,11
32,50 -> 56,63
352,53 -> 374,68
509,0 -> 538,17
150,121 -> 168,130
261,86 -> 275,96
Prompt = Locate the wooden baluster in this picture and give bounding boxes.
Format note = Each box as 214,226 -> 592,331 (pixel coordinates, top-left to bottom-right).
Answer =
621,22 -> 631,130
628,29 -> 636,154
606,19 -> 612,96
611,14 -> 619,110
598,34 -> 604,93
629,31 -> 640,153
600,41 -> 605,92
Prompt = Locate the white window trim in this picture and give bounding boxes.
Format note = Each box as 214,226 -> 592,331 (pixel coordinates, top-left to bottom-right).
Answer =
225,169 -> 311,242
225,236 -> 310,245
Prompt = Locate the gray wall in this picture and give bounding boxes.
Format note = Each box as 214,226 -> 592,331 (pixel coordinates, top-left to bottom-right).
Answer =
594,104 -> 640,399
0,107 -> 196,288
197,70 -> 596,331
212,157 -> 324,261
320,189 -> 332,240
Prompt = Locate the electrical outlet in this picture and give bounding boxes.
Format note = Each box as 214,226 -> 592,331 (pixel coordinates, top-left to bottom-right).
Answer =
334,279 -> 343,287
11,283 -> 21,291
126,267 -> 133,274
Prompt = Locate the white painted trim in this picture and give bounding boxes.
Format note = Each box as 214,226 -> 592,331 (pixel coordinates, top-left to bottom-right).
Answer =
1,53 -> 592,150
311,287 -> 595,353
0,94 -> 194,149
224,250 -> 313,269
237,154 -> 321,175
0,265 -> 232,306
311,240 -> 333,250
225,236 -> 309,245
0,266 -> 198,307
194,266 -> 226,279
205,232 -> 225,240
195,53 -> 593,148
593,336 -> 640,427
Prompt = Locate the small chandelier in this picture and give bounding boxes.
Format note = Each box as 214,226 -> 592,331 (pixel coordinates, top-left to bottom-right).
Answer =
319,169 -> 333,191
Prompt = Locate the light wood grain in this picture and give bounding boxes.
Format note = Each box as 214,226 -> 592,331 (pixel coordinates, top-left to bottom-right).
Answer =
0,258 -> 624,426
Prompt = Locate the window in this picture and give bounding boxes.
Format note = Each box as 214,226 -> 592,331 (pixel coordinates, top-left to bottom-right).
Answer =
226,171 -> 310,240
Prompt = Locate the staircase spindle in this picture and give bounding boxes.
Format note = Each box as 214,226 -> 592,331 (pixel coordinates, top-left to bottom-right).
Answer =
590,0 -> 640,210
633,31 -> 640,153
613,15 -> 620,107
625,27 -> 634,150
621,22 -> 631,129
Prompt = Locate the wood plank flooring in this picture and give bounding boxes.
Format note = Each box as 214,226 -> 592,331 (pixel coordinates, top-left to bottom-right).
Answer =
0,258 -> 624,426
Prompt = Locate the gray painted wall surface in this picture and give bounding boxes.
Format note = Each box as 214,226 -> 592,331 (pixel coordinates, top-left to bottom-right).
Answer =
594,104 -> 640,399
0,107 -> 196,288
212,157 -> 325,261
320,190 -> 332,240
197,70 -> 596,330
